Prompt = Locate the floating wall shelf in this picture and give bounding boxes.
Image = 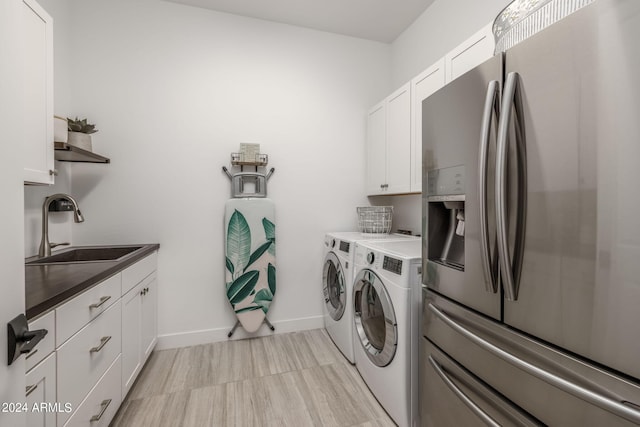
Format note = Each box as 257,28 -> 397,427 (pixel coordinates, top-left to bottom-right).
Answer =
54,142 -> 110,164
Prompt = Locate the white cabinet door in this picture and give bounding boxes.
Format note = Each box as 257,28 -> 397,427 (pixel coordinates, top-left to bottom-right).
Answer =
22,0 -> 54,185
445,22 -> 494,82
366,83 -> 412,196
385,83 -> 411,195
141,275 -> 158,362
410,59 -> 446,192
121,282 -> 142,398
2,4 -> 30,423
366,101 -> 386,195
26,352 -> 56,427
121,271 -> 157,398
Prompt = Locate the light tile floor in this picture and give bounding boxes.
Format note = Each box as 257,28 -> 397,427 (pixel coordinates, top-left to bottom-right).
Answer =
111,329 -> 395,427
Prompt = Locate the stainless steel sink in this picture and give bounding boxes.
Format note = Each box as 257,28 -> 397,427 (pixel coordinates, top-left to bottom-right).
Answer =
26,246 -> 143,265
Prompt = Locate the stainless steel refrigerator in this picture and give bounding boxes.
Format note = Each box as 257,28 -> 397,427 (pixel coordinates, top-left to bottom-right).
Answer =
421,0 -> 640,425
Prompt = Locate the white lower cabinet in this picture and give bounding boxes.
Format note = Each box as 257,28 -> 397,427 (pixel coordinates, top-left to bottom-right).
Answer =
122,272 -> 157,397
141,274 -> 158,363
57,301 -> 121,426
25,250 -> 158,426
26,352 -> 56,427
62,356 -> 122,427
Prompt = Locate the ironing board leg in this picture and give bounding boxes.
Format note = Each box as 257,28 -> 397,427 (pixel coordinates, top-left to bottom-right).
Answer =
227,320 -> 240,338
263,317 -> 275,331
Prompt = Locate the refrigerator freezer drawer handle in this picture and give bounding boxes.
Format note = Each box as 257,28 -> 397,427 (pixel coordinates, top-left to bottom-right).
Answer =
428,355 -> 501,427
479,79 -> 501,294
495,71 -> 527,301
428,303 -> 640,424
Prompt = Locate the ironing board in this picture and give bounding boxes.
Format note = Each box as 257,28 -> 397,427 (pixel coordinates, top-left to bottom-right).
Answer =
224,198 -> 276,334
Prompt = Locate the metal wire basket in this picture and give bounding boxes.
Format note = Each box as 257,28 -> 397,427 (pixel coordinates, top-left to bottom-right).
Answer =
357,206 -> 393,234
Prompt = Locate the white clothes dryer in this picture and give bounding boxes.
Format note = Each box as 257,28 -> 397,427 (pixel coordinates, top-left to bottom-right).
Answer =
352,239 -> 422,427
322,232 -> 418,363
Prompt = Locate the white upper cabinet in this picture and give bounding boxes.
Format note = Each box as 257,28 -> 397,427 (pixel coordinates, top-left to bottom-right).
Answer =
385,83 -> 411,194
366,101 -> 387,195
445,22 -> 495,82
22,0 -> 54,185
366,21 -> 495,196
366,83 -> 412,196
410,59 -> 446,193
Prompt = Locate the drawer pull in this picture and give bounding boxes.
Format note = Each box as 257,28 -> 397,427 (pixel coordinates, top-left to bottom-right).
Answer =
25,348 -> 38,360
90,399 -> 112,422
25,384 -> 38,397
89,296 -> 112,309
89,336 -> 112,353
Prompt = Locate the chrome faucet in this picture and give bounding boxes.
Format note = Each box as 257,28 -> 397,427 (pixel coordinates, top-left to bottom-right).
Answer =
39,194 -> 84,257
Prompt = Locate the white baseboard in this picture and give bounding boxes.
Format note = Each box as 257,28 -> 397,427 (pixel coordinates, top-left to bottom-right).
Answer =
155,315 -> 325,350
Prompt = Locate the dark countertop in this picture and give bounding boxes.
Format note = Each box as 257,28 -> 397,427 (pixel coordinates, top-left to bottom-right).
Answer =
25,244 -> 160,320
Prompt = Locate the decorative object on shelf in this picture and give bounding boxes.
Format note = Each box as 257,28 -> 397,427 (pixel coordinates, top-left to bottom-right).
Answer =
54,116 -> 68,143
357,206 -> 393,234
493,0 -> 594,53
230,143 -> 268,166
67,117 -> 98,152
240,143 -> 260,161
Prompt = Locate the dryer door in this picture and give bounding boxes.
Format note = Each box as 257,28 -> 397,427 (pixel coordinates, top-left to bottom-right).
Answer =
353,269 -> 398,367
323,252 -> 346,321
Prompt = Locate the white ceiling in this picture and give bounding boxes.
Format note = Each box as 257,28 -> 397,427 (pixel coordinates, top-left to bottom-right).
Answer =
163,0 -> 436,43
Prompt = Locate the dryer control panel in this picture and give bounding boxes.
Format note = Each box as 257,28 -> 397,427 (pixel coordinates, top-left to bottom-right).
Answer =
383,256 -> 403,275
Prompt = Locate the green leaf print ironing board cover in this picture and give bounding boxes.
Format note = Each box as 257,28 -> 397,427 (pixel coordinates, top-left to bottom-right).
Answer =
225,198 -> 276,334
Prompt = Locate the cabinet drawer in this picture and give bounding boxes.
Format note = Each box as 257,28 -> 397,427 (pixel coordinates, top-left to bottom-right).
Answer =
122,251 -> 157,295
56,273 -> 121,346
57,301 -> 121,426
63,355 -> 122,427
26,352 -> 57,427
26,310 -> 55,372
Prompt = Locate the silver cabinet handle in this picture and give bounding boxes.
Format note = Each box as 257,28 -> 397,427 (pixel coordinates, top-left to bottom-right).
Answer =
89,296 -> 111,309
428,303 -> 640,424
90,399 -> 112,422
89,336 -> 111,353
479,80 -> 500,294
495,71 -> 527,301
428,355 -> 501,427
25,384 -> 38,397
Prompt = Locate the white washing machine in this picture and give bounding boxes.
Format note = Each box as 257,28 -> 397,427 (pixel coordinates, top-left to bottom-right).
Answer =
352,239 -> 422,427
322,232 -> 418,364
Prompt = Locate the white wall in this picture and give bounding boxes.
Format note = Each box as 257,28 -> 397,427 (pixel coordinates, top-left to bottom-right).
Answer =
24,0 -> 74,257
370,195 -> 423,237
26,0 -> 513,346
61,0 -> 390,346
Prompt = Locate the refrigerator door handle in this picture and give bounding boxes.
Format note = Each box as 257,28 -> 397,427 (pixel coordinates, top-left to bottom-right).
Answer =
428,355 -> 501,427
428,302 -> 640,424
479,80 -> 501,294
495,71 -> 527,301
